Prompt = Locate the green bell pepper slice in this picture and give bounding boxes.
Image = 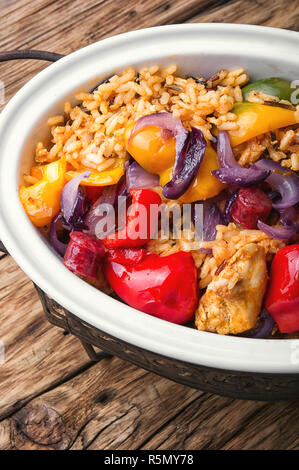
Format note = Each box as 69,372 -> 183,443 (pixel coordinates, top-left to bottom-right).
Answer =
242,77 -> 293,102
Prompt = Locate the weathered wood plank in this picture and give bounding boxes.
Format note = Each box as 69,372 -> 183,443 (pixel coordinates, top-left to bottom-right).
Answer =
191,0 -> 299,30
141,393 -> 299,450
0,0 -> 223,51
0,356 -> 200,450
0,256 -> 92,420
222,401 -> 299,449
0,254 -> 31,302
0,0 -> 224,111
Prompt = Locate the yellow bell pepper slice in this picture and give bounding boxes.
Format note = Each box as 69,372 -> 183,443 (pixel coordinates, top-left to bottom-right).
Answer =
126,123 -> 176,175
229,103 -> 298,147
66,166 -> 124,186
19,158 -> 66,227
127,123 -> 226,203
160,143 -> 226,203
30,165 -> 44,180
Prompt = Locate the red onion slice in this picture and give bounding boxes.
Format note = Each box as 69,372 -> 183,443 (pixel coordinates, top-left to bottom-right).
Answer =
217,130 -> 238,168
253,159 -> 299,209
49,213 -> 67,256
257,206 -> 298,240
61,171 -> 90,225
213,131 -> 270,186
203,202 -> 225,241
84,185 -> 118,238
240,309 -> 275,339
126,161 -> 160,189
192,198 -> 225,246
213,167 -> 270,186
130,112 -> 189,162
223,189 -> 239,224
163,127 -> 207,199
257,220 -> 297,240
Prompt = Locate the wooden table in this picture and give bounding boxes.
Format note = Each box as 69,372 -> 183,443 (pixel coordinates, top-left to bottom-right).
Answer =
0,0 -> 298,451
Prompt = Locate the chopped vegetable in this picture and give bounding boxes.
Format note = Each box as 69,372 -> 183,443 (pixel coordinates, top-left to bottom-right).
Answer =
163,127 -> 207,199
223,189 -> 239,224
228,103 -> 297,147
104,250 -> 198,324
103,189 -> 161,248
61,171 -> 90,228
253,159 -> 299,209
126,123 -> 176,175
126,160 -> 160,189
19,158 -> 66,227
161,142 -> 226,202
242,77 -> 293,102
240,309 -> 275,339
106,247 -> 146,265
66,166 -> 125,186
127,116 -> 225,202
212,130 -> 270,186
192,199 -> 225,242
18,64 -> 299,338
129,112 -> 188,169
265,245 -> 299,333
49,213 -> 67,256
84,185 -> 118,238
257,206 -> 298,241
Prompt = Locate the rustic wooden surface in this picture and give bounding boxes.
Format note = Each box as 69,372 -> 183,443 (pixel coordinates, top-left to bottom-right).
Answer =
0,0 -> 299,450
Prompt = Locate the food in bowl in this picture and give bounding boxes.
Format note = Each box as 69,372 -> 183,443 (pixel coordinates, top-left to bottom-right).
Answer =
18,65 -> 299,338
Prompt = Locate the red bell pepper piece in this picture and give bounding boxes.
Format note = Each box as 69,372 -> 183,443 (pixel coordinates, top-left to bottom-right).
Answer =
106,248 -> 146,265
265,244 -> 299,333
64,231 -> 105,279
103,189 -> 161,248
104,250 -> 199,324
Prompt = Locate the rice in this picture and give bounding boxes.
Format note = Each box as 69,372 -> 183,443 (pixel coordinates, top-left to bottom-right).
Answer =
31,65 -> 299,174
33,65 -> 250,170
233,126 -> 299,170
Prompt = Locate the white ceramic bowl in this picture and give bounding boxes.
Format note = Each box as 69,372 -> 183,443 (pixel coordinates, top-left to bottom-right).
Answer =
0,23 -> 298,375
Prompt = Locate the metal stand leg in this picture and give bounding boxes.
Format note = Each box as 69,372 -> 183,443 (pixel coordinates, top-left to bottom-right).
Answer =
80,341 -> 113,362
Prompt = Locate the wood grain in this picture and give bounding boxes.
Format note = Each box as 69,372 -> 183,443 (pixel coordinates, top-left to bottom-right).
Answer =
141,394 -> 299,450
0,356 -> 199,450
0,0 -> 220,111
191,0 -> 299,30
0,256 -> 91,420
0,0 -> 299,451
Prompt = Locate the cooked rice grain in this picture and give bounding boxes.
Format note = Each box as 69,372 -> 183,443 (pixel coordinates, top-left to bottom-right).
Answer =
34,66 -> 251,172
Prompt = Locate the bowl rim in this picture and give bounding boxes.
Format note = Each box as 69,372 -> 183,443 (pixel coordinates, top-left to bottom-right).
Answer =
0,23 -> 299,374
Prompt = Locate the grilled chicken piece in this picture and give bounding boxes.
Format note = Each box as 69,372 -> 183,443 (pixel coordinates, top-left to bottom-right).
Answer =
195,243 -> 268,335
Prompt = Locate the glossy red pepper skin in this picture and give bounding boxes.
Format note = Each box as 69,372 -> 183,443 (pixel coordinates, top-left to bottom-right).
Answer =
231,187 -> 272,229
103,189 -> 161,248
64,232 -> 105,279
104,250 -> 199,324
106,248 -> 146,265
265,244 -> 299,333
